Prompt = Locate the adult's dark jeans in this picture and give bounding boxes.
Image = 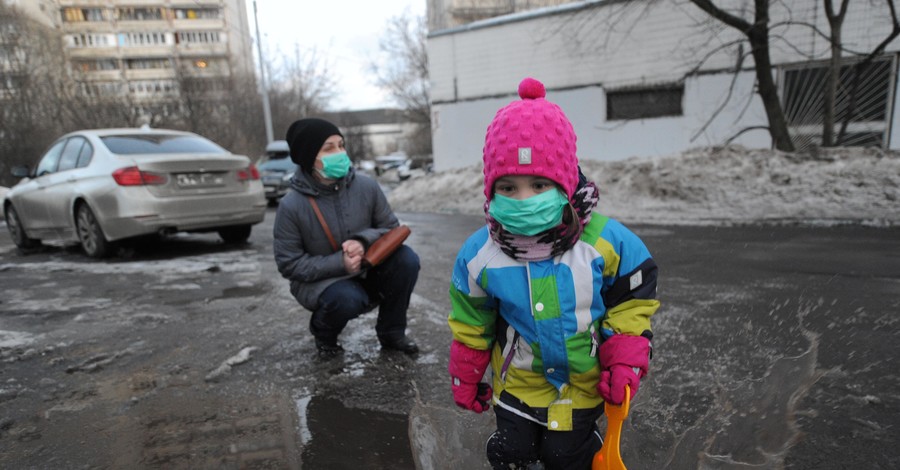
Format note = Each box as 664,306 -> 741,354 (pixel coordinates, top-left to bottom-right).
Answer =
310,245 -> 420,344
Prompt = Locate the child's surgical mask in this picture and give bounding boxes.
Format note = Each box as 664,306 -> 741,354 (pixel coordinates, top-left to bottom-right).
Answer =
317,151 -> 351,179
488,189 -> 568,236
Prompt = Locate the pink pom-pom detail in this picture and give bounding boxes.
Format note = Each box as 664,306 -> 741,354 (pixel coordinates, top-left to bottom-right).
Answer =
518,78 -> 546,100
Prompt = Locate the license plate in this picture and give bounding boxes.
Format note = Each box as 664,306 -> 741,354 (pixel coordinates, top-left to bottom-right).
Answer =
176,172 -> 225,187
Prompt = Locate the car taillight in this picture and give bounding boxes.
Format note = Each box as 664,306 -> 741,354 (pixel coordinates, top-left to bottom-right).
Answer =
237,164 -> 260,181
112,166 -> 168,186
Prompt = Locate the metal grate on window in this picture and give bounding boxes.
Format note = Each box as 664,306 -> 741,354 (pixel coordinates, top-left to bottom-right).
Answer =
782,57 -> 893,149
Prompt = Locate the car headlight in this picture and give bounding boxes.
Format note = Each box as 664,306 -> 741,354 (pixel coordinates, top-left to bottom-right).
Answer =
282,173 -> 293,182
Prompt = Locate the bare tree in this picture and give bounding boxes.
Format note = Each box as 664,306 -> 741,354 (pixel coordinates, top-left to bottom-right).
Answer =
59,75 -> 142,130
0,3 -> 74,185
166,62 -> 267,158
370,11 -> 432,157
265,45 -> 336,140
688,0 -> 795,151
821,0 -> 850,146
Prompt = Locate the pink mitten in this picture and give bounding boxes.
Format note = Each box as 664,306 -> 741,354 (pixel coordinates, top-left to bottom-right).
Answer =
597,334 -> 650,405
448,340 -> 492,413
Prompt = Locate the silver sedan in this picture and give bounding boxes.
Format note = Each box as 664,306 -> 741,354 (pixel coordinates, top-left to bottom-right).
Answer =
3,127 -> 267,257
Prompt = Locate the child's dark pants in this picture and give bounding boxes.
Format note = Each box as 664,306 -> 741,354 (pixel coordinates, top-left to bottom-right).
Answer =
487,392 -> 603,470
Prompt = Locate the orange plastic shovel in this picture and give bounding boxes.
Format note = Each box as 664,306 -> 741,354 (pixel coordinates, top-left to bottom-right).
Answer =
592,384 -> 630,470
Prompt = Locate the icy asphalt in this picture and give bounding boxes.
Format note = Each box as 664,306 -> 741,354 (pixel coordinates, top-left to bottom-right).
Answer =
0,209 -> 898,469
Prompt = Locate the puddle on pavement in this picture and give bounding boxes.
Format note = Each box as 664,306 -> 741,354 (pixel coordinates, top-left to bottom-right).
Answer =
297,394 -> 414,469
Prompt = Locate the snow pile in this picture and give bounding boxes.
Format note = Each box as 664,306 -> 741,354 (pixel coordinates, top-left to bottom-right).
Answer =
388,146 -> 900,225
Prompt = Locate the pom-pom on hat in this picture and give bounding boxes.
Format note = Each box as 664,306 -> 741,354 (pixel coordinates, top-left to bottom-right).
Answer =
483,77 -> 578,200
285,118 -> 343,173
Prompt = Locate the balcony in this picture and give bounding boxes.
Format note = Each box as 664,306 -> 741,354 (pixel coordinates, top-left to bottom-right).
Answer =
114,20 -> 169,30
175,43 -> 227,56
67,47 -> 119,59
75,69 -> 122,81
172,19 -> 224,30
124,68 -> 176,81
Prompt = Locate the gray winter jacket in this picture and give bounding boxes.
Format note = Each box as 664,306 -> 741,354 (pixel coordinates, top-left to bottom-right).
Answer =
273,168 -> 399,310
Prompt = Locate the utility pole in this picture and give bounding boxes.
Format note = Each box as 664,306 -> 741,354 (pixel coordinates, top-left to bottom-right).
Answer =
253,0 -> 274,144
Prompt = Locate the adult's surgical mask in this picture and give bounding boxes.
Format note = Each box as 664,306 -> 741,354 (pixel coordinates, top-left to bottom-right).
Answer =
317,151 -> 351,179
488,189 -> 568,236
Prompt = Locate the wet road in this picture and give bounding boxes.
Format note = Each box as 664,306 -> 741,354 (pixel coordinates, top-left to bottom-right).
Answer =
1,209 -> 899,469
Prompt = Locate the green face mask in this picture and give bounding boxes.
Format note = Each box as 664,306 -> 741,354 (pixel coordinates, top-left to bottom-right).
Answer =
317,151 -> 351,179
488,189 -> 569,236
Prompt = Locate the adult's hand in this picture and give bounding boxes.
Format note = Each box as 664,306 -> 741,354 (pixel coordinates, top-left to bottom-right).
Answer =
342,239 -> 364,258
342,239 -> 364,273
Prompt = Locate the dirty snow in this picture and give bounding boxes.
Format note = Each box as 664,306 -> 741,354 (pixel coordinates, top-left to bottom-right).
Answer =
388,146 -> 900,226
205,346 -> 259,382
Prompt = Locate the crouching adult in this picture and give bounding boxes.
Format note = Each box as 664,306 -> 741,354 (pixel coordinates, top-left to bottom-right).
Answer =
273,118 -> 420,357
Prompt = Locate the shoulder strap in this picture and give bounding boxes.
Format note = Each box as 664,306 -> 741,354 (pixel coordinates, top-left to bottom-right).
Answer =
307,196 -> 339,252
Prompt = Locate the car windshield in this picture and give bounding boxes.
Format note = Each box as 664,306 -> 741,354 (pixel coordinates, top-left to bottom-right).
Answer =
100,134 -> 226,155
259,158 -> 297,171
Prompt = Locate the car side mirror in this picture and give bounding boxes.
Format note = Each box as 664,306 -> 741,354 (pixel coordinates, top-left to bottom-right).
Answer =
11,165 -> 30,178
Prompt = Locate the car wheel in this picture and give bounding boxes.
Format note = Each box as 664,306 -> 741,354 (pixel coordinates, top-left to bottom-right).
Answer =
4,204 -> 42,249
218,224 -> 252,244
76,203 -> 112,258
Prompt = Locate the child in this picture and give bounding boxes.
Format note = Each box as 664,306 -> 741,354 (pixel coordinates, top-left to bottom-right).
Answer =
447,78 -> 660,469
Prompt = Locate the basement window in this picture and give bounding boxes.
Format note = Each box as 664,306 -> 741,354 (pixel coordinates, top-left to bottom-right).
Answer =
607,85 -> 683,120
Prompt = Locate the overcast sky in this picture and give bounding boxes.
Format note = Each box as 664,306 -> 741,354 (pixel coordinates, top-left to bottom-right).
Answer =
246,0 -> 426,111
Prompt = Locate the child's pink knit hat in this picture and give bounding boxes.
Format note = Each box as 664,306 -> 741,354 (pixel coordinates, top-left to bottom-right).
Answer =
483,77 -> 578,200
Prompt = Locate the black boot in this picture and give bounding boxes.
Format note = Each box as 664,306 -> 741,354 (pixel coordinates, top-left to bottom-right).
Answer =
315,337 -> 344,358
379,336 -> 419,355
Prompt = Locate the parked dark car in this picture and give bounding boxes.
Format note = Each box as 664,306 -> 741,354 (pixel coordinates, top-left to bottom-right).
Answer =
3,127 -> 267,257
257,140 -> 296,205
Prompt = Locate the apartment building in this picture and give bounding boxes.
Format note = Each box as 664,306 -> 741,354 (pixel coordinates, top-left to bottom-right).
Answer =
18,0 -> 254,105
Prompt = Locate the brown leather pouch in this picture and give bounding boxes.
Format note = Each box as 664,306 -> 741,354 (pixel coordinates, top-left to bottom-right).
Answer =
362,225 -> 411,268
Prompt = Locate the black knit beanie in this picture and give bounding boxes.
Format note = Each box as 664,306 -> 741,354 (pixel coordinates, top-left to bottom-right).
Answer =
285,118 -> 343,173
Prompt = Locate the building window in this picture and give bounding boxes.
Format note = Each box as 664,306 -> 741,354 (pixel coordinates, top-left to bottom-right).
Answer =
173,8 -> 221,20
128,80 -> 176,96
175,31 -> 221,44
1,73 -> 25,94
125,58 -> 172,70
115,7 -> 163,21
182,77 -> 226,93
70,34 -> 112,48
0,44 -> 24,68
606,85 -> 684,120
63,7 -> 106,22
117,32 -> 168,47
782,57 -> 893,148
73,59 -> 119,72
78,81 -> 122,98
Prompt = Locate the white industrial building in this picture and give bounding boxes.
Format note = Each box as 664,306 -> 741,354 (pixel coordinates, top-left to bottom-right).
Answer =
427,0 -> 900,171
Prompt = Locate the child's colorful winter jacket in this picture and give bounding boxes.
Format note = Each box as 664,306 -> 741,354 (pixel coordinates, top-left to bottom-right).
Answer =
448,213 -> 660,430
